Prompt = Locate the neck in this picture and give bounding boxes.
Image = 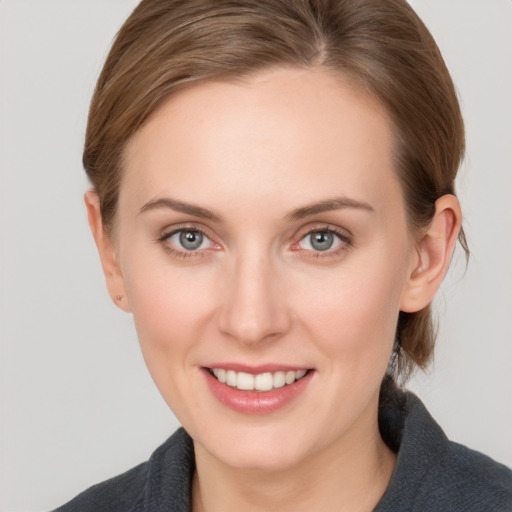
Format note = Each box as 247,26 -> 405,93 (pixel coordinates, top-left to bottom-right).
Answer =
191,397 -> 396,512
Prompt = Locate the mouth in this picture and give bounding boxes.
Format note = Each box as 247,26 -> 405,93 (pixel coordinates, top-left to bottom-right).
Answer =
203,365 -> 314,414
207,367 -> 309,392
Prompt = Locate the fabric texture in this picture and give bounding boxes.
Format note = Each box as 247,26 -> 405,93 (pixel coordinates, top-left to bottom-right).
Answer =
53,389 -> 512,511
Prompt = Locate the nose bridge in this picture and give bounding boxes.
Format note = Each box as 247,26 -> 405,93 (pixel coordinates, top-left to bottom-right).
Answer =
218,243 -> 290,345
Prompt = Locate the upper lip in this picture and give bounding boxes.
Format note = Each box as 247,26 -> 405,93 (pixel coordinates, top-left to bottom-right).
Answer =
202,363 -> 312,374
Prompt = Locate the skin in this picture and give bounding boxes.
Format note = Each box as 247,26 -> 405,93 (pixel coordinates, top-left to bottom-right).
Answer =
86,67 -> 461,511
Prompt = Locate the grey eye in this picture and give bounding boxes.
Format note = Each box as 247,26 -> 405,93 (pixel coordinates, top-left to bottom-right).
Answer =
309,232 -> 334,251
167,229 -> 211,251
299,230 -> 342,252
179,230 -> 204,250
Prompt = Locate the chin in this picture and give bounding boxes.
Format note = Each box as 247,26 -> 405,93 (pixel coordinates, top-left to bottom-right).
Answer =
192,420 -> 317,473
215,444 -> 308,473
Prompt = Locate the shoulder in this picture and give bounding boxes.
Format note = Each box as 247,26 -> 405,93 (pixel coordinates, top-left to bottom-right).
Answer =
52,428 -> 195,512
427,439 -> 512,509
52,461 -> 148,512
377,388 -> 512,511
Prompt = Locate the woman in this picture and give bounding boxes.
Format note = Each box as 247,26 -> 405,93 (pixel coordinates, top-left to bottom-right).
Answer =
54,0 -> 512,510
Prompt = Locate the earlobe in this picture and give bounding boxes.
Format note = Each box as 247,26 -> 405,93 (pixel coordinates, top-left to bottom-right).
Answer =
400,194 -> 462,313
84,190 -> 131,313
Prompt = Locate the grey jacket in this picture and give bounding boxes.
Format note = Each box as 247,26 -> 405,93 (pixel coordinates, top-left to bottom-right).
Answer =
53,390 -> 512,511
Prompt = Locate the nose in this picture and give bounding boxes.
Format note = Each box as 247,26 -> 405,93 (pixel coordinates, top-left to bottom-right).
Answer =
217,249 -> 292,346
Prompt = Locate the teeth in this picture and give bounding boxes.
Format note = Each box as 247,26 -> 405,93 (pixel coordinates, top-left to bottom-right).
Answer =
273,371 -> 286,388
285,371 -> 296,385
217,368 -> 226,383
254,372 -> 273,391
226,370 -> 237,387
211,368 -> 309,391
237,372 -> 255,390
296,369 -> 307,379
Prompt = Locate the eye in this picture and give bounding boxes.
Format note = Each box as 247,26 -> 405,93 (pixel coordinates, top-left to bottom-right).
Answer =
300,231 -> 339,251
166,229 -> 213,252
296,228 -> 349,254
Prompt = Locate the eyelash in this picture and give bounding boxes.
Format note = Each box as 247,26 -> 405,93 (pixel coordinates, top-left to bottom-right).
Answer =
156,225 -> 352,260
157,226 -> 214,259
292,225 -> 352,259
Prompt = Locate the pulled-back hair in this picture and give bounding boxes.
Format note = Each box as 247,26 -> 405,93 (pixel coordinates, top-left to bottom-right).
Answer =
84,0 -> 467,382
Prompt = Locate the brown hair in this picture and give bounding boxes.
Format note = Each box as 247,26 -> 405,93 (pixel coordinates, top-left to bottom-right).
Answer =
84,0 -> 467,382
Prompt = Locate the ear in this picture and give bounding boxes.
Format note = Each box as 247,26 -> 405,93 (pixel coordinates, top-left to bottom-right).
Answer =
400,194 -> 462,313
84,190 -> 131,313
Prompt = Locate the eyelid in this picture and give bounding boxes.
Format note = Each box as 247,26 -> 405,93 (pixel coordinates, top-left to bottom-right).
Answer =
156,223 -> 221,257
293,222 -> 352,242
290,223 -> 353,256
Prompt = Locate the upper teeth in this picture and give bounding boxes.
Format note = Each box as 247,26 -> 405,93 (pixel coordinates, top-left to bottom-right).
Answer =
211,368 -> 307,391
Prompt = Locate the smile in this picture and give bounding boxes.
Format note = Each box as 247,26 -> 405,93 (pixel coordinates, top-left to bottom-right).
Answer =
209,368 -> 308,392
204,366 -> 314,414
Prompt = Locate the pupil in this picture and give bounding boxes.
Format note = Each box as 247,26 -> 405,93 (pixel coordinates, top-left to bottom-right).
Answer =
311,232 -> 333,251
180,230 -> 203,250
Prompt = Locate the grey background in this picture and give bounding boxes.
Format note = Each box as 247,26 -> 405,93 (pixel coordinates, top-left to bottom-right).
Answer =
1,1 -> 511,510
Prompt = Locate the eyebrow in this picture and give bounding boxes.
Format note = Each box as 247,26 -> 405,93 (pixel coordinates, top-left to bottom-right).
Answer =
285,197 -> 375,221
139,195 -> 374,222
139,197 -> 222,222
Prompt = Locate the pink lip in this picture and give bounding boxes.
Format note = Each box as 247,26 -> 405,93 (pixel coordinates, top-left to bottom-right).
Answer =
202,367 -> 314,415
204,362 -> 310,374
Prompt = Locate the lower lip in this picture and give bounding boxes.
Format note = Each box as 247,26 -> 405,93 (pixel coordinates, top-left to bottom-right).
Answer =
203,368 -> 314,414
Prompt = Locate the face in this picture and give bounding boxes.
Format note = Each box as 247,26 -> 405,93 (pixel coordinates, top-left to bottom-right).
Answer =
113,67 -> 418,471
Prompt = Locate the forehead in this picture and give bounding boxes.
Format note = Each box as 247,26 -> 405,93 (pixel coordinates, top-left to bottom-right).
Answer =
121,67 -> 402,219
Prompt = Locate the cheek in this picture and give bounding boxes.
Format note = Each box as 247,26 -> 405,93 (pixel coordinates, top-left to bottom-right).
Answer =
121,252 -> 216,364
293,253 -> 406,371
121,256 -> 221,418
